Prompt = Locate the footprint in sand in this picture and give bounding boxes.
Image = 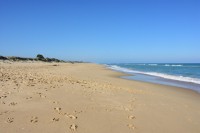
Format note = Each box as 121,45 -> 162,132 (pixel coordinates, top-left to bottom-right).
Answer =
128,115 -> 135,120
52,118 -> 59,122
54,107 -> 61,113
70,124 -> 78,131
127,124 -> 135,130
30,116 -> 38,123
40,95 -> 46,98
9,102 -> 17,106
65,114 -> 77,120
26,97 -> 32,100
52,101 -> 59,104
36,92 -> 46,98
74,110 -> 83,115
0,95 -> 7,99
6,118 -> 14,123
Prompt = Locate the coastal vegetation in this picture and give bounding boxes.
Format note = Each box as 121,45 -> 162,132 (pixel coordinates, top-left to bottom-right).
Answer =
0,54 -> 83,63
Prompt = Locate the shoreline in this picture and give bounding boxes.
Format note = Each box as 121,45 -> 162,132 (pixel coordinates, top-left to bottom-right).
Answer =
1,62 -> 200,133
106,64 -> 200,93
104,64 -> 200,97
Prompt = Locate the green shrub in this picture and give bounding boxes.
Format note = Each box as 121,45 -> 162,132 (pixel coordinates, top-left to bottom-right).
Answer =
36,54 -> 45,61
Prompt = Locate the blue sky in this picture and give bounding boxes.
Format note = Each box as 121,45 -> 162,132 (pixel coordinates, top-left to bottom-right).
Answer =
0,0 -> 199,63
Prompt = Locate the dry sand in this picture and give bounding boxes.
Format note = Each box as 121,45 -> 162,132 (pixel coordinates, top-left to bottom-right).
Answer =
0,61 -> 200,133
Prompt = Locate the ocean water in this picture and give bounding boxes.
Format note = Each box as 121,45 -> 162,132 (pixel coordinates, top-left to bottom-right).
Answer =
106,63 -> 200,92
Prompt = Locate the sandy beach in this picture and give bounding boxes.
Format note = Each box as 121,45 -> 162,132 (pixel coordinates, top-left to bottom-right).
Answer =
0,61 -> 200,133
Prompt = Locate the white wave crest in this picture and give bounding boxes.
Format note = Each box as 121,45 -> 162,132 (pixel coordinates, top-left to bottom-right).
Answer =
164,64 -> 183,67
108,65 -> 200,85
148,64 -> 158,66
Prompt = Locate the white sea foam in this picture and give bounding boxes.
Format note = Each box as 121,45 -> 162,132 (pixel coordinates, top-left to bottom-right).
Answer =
164,64 -> 183,67
108,65 -> 200,85
148,64 -> 158,66
172,65 -> 183,66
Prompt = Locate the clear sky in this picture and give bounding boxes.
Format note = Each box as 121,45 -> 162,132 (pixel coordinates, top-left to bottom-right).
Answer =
0,0 -> 199,63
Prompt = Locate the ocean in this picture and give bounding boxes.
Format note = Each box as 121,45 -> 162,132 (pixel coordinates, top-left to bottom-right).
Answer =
106,63 -> 200,92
